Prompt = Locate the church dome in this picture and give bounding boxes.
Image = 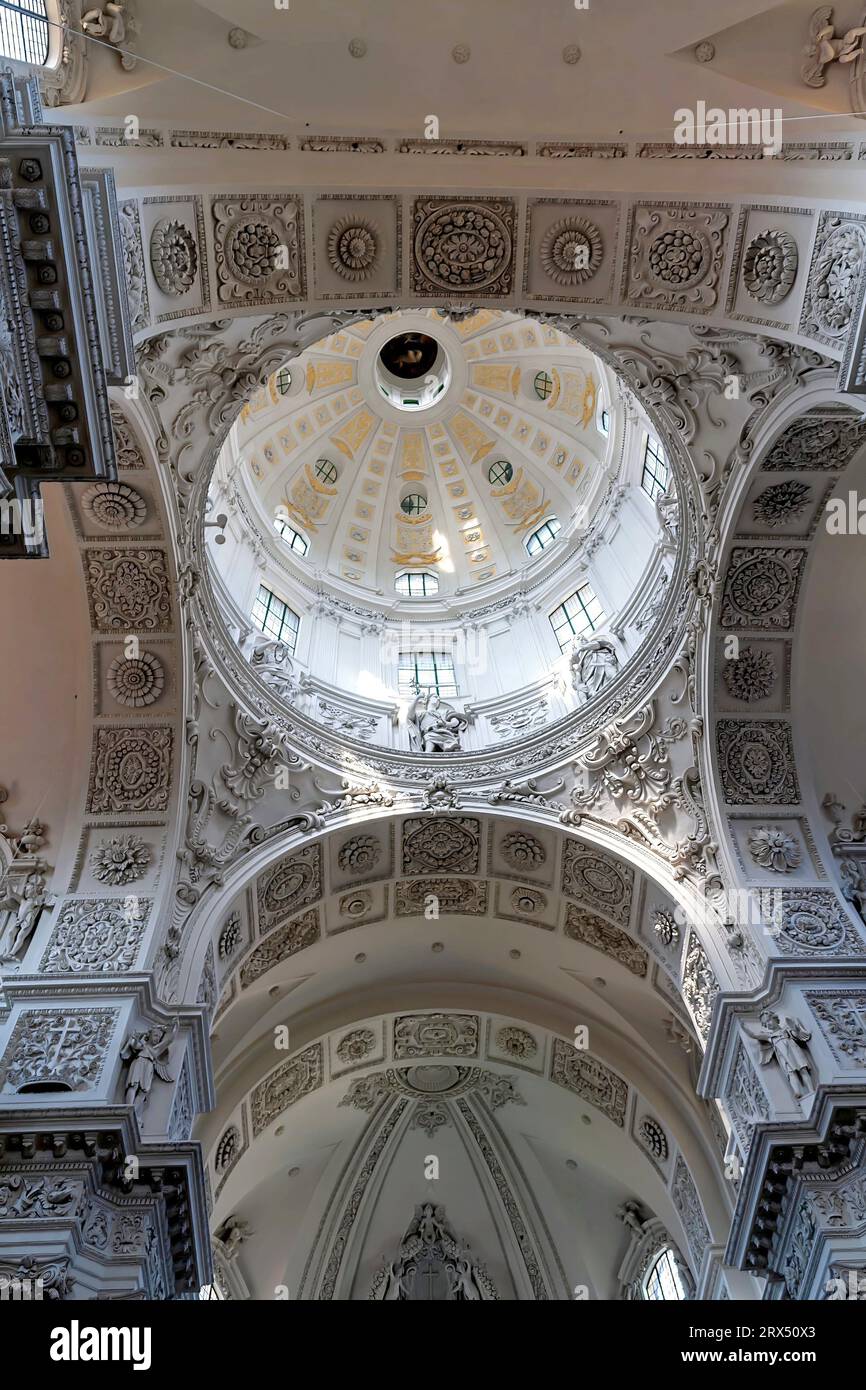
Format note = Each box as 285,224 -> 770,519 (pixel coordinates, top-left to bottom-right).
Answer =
205,309 -> 675,758
212,308 -> 617,606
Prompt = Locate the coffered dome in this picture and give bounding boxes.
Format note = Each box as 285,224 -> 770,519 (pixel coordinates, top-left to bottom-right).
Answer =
213,308 -> 615,606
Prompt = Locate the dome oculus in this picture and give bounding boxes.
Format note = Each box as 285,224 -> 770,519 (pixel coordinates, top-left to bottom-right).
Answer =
379,333 -> 438,380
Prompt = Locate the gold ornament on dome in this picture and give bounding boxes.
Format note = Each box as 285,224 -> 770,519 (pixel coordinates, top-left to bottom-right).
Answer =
390,550 -> 443,565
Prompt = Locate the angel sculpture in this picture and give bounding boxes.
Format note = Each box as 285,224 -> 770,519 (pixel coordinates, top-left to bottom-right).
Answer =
120,1019 -> 177,1110
801,7 -> 866,87
570,636 -> 619,704
215,1215 -> 254,1261
407,693 -> 467,754
744,1012 -> 815,1100
0,868 -> 53,964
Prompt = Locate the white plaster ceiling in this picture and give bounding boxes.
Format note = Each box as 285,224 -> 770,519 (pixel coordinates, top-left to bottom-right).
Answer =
72,0 -> 840,139
215,308 -> 611,599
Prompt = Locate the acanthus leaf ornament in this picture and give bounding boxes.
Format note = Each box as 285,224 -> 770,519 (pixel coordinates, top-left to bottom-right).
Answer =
219,706 -> 298,804
748,826 -> 802,874
571,700 -> 683,815
801,8 -> 866,88
89,834 -> 152,885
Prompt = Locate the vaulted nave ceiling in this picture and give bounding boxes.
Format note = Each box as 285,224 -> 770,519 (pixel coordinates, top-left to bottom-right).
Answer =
70,0 -> 849,140
223,309 -> 608,597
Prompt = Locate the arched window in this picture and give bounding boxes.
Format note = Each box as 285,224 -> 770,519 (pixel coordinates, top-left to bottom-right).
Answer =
0,0 -> 50,66
643,1248 -> 688,1301
395,571 -> 438,597
525,515 -> 561,557
251,584 -> 300,654
274,516 -> 309,556
598,407 -> 610,436
398,649 -> 458,698
549,582 -> 605,651
641,434 -> 669,502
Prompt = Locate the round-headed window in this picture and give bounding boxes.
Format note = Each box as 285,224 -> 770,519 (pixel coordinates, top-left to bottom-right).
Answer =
274,516 -> 309,556
395,571 -> 439,597
0,0 -> 50,65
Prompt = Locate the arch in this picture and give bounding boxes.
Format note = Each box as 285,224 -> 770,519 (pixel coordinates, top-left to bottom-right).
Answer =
199,1009 -> 730,1300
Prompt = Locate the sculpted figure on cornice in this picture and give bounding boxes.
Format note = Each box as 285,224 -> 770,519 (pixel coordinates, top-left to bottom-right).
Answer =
407,694 -> 467,755
570,634 -> 620,704
250,641 -> 300,700
822,792 -> 866,923
0,868 -> 53,965
744,1012 -> 815,1101
120,1019 -> 177,1111
0,801 -> 53,966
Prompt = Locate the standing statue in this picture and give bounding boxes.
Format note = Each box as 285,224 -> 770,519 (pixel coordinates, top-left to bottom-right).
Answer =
407,693 -> 467,754
617,1200 -> 647,1237
0,868 -> 53,964
745,1012 -> 815,1100
120,1020 -> 177,1110
570,636 -> 619,704
215,1215 -> 253,1261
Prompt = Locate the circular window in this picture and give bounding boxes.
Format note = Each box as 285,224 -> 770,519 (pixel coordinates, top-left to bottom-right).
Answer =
275,366 -> 292,396
488,459 -> 513,487
401,493 -> 427,517
534,370 -> 554,401
314,458 -> 338,486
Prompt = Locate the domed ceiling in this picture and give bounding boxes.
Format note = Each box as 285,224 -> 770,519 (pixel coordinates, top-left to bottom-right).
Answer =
221,309 -> 613,602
